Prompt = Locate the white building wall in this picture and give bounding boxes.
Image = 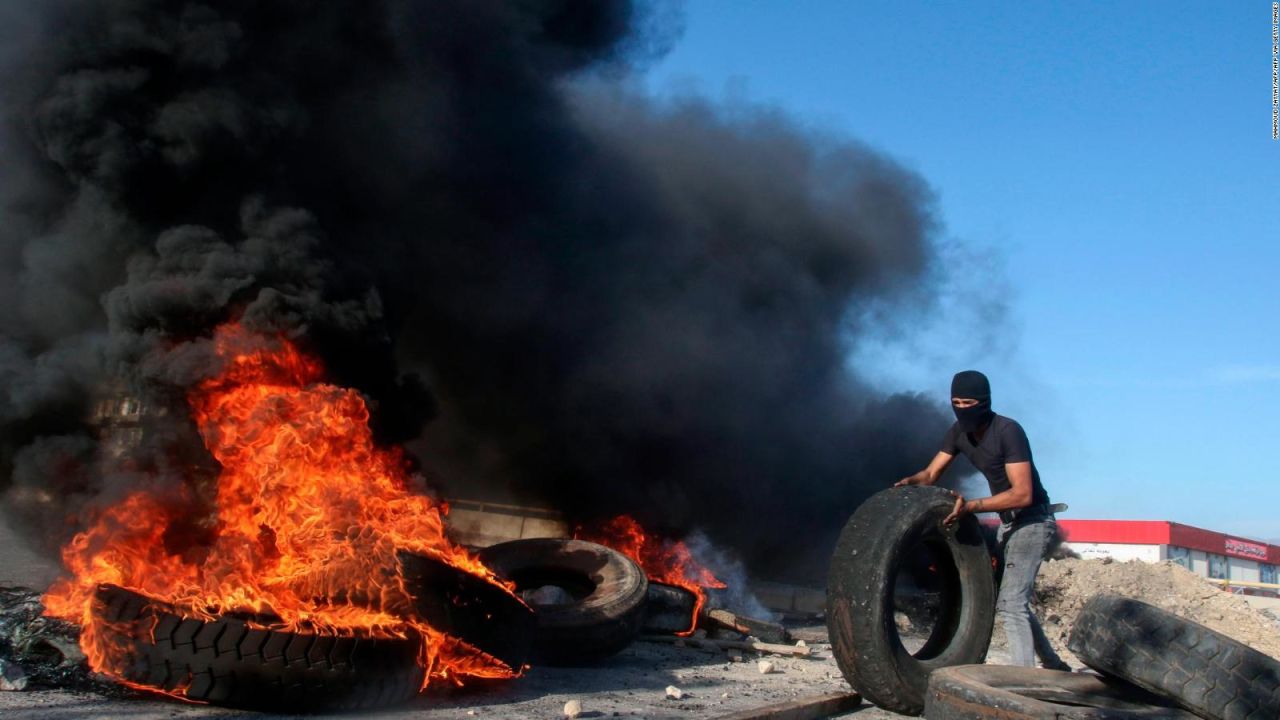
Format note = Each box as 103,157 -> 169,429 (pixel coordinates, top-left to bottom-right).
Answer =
1191,550 -> 1209,576
1064,542 -> 1163,562
1229,557 -> 1261,582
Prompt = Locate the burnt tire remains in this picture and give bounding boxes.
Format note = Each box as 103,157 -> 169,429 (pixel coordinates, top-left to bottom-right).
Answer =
925,665 -> 1197,719
398,551 -> 535,671
826,486 -> 995,716
643,582 -> 697,635
92,584 -> 424,712
1068,594 -> 1280,720
477,539 -> 648,666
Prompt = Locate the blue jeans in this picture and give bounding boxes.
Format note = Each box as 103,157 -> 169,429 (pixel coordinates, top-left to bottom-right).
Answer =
995,517 -> 1066,668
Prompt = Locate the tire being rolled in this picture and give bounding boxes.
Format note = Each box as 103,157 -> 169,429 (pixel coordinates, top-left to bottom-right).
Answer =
826,485 -> 995,716
1068,594 -> 1280,720
92,584 -> 425,713
925,665 -> 1197,719
477,539 -> 648,666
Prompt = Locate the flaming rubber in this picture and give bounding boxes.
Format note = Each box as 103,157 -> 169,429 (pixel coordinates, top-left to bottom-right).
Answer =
576,515 -> 725,635
398,551 -> 535,671
90,584 -> 424,712
42,325 -> 526,702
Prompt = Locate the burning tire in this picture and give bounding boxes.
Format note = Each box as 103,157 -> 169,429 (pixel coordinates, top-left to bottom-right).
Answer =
92,584 -> 424,712
826,486 -> 995,716
643,582 -> 698,635
925,665 -> 1197,719
477,538 -> 648,666
1068,594 -> 1280,720
398,551 -> 536,672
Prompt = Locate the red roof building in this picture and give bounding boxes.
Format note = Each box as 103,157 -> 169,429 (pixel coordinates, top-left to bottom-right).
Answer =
1057,519 -> 1280,592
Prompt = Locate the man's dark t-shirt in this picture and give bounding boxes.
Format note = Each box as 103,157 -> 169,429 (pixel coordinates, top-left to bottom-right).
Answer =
941,414 -> 1051,523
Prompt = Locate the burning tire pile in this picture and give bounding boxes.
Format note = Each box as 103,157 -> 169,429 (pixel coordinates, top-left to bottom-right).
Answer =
827,487 -> 1280,719
79,540 -> 675,711
62,536 -> 715,712
38,328 -> 531,709
29,328 -> 728,712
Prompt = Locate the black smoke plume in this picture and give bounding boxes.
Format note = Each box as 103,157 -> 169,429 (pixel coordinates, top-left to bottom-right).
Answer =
0,0 -> 964,583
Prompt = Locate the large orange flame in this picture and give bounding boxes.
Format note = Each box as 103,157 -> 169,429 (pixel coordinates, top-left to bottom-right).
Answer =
576,515 -> 725,635
43,323 -> 518,696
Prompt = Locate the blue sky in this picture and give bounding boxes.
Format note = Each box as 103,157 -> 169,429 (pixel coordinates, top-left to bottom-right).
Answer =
640,2 -> 1280,540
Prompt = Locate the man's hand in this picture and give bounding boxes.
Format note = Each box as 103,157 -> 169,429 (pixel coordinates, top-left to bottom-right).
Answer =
942,491 -> 968,527
896,452 -> 956,489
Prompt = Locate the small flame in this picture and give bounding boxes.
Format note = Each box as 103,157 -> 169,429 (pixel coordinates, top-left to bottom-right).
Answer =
576,515 -> 725,635
44,323 -> 519,697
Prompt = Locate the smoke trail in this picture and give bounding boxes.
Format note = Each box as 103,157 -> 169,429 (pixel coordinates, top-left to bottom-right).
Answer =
0,1 -> 977,582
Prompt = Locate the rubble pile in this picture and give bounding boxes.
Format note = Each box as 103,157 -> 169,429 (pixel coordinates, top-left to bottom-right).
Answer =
1033,558 -> 1280,658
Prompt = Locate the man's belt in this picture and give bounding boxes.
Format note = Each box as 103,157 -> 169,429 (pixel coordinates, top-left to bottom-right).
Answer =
999,503 -> 1059,525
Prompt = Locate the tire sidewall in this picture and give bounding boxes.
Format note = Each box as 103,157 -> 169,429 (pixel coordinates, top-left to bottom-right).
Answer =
477,539 -> 649,665
827,486 -> 995,714
882,493 -> 995,682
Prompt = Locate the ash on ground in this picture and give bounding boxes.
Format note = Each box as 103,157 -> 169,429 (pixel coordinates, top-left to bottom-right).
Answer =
0,586 -> 129,696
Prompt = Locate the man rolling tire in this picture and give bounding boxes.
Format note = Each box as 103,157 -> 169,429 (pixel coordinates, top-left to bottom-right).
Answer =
898,370 -> 1067,670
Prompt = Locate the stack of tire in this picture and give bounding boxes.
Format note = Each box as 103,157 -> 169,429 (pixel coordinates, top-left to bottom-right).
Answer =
89,538 -> 656,712
828,487 -> 1280,719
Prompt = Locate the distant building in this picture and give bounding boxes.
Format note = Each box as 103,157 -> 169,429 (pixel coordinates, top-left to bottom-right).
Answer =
1058,519 -> 1279,595
89,381 -> 167,459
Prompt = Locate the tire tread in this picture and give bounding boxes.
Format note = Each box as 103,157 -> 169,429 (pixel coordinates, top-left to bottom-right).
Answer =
1068,594 -> 1280,720
93,584 -> 424,712
826,486 -> 996,716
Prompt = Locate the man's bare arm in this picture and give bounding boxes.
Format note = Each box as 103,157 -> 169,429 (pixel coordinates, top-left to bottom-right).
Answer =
896,452 -> 955,487
942,461 -> 1035,525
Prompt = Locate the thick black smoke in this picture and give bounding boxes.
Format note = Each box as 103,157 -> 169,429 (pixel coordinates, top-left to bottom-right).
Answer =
0,0 -> 963,582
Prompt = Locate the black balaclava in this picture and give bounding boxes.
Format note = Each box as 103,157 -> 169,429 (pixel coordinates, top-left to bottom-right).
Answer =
951,370 -> 994,433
